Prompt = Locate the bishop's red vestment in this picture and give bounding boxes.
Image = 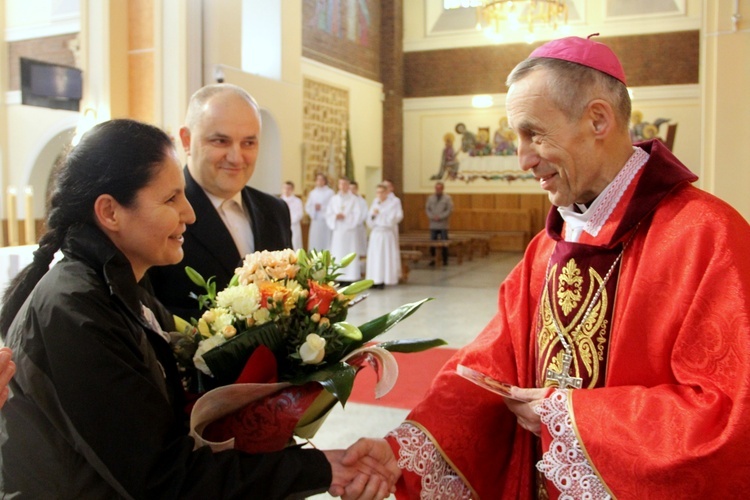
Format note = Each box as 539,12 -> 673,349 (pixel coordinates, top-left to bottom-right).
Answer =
386,140 -> 750,498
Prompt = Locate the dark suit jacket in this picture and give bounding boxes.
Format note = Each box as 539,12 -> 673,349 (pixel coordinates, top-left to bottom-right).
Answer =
146,167 -> 292,320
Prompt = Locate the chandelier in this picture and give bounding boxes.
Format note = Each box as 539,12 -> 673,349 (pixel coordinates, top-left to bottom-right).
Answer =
447,1 -> 568,40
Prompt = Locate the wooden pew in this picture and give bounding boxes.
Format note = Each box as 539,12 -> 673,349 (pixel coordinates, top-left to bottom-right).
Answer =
398,236 -> 467,268
399,250 -> 422,283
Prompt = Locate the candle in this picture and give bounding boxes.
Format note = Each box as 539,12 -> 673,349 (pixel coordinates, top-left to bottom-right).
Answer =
6,186 -> 18,246
24,186 -> 35,245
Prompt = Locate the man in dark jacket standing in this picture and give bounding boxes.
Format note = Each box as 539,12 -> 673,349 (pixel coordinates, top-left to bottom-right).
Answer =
148,84 -> 292,319
425,181 -> 454,266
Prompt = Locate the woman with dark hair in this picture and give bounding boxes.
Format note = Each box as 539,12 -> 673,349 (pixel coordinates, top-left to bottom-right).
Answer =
0,119 -> 397,499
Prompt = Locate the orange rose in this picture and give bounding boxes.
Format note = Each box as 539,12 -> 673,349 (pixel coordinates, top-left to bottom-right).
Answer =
305,280 -> 338,316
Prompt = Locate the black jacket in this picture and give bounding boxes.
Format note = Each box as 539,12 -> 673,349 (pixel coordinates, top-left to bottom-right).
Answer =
147,168 -> 292,320
0,224 -> 330,499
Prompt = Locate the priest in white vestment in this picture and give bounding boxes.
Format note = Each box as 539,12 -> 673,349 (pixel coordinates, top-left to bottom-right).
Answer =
350,181 -> 370,260
305,173 -> 334,252
366,184 -> 402,287
325,177 -> 364,283
382,179 -> 404,279
280,181 -> 304,250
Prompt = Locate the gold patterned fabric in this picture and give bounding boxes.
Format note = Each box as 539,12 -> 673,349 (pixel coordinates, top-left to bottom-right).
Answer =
537,243 -> 623,389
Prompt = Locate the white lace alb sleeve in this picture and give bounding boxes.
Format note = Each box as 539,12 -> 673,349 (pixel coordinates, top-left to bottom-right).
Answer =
535,389 -> 611,500
387,422 -> 472,500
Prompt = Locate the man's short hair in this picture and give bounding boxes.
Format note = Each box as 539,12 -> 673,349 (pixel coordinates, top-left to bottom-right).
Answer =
184,83 -> 262,130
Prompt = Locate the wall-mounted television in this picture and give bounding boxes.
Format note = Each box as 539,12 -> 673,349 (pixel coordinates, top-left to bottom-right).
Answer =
20,57 -> 83,112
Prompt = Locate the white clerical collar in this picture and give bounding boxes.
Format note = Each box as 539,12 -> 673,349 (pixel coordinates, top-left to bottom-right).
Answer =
558,146 -> 649,242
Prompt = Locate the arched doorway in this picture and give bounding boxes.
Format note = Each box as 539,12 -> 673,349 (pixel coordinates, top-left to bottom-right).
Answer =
29,126 -> 76,234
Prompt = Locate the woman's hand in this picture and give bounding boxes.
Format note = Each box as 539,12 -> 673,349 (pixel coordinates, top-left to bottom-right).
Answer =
325,437 -> 400,499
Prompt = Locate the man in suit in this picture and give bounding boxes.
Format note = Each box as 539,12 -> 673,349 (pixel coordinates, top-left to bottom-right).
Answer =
147,84 -> 291,320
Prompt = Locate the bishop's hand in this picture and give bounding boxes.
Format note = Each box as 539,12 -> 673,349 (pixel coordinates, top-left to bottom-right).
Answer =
503,387 -> 549,436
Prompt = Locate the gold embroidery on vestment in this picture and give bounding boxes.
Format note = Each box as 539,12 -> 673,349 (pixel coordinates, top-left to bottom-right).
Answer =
540,259 -> 611,388
557,259 -> 583,315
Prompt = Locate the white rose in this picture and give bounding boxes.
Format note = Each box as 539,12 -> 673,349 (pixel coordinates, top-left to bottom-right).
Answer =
299,334 -> 326,364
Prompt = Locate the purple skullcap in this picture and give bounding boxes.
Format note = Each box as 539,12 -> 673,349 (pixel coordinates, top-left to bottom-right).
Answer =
529,33 -> 627,85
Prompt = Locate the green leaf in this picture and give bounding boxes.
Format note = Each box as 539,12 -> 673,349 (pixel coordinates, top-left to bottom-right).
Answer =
228,273 -> 239,287
185,266 -> 207,288
339,279 -> 373,295
358,298 -> 434,344
378,338 -> 448,353
202,322 -> 284,385
292,362 -> 358,406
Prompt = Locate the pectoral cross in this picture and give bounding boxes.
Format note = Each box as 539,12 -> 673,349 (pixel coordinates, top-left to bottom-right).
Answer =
546,352 -> 583,389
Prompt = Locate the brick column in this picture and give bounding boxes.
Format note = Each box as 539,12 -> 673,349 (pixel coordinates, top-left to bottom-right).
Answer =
380,0 -> 404,196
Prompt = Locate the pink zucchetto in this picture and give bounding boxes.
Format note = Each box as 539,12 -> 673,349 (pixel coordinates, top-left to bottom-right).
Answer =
529,33 -> 627,85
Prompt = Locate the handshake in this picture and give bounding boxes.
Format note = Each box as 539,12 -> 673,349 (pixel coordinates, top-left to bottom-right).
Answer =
323,438 -> 400,499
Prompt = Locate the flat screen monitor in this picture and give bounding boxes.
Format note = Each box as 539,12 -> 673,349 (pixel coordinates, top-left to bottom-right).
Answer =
20,57 -> 82,112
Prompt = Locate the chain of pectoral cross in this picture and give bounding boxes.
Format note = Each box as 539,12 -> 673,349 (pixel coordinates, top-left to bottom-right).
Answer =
542,223 -> 642,389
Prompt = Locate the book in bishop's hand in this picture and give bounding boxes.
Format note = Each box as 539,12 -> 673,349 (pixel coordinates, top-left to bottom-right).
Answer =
456,364 -> 524,401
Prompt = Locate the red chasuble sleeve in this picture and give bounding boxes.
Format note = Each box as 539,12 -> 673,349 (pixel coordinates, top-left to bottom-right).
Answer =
565,185 -> 750,498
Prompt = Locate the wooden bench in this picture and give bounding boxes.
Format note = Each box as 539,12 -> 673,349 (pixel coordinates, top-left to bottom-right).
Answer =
398,236 -> 467,268
400,231 -> 493,261
442,231 -> 492,258
399,250 -> 422,283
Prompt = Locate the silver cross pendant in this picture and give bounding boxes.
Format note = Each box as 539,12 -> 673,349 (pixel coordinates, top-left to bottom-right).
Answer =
546,352 -> 583,389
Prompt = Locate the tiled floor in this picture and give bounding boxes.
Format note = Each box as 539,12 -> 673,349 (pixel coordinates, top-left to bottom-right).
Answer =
308,250 -> 523,498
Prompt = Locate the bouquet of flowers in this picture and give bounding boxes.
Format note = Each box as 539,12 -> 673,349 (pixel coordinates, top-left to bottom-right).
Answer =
170,248 -> 443,454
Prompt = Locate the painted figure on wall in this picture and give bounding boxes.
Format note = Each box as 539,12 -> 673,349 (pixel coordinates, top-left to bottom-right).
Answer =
473,127 -> 492,156
431,132 -> 460,180
455,123 -> 477,156
630,110 -> 676,151
429,119 -> 526,182
493,117 -> 518,155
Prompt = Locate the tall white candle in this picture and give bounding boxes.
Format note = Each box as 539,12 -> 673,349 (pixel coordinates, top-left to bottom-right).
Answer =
24,186 -> 35,244
6,187 -> 18,246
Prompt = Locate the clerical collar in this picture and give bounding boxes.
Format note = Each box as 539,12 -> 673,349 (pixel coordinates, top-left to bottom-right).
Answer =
558,146 -> 649,242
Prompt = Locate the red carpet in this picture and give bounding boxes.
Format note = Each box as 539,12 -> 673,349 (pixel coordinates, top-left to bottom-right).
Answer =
348,347 -> 457,410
